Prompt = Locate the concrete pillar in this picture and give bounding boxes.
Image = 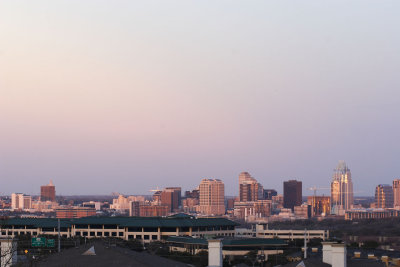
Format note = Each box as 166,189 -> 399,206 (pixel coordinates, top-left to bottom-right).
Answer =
208,239 -> 222,267
331,243 -> 346,267
322,242 -> 334,265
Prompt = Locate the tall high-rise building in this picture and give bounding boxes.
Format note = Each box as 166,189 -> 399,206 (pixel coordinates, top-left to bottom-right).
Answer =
239,172 -> 263,202
40,180 -> 56,202
307,196 -> 331,216
161,187 -> 181,212
375,184 -> 394,209
11,193 -> 32,210
197,179 -> 225,215
283,180 -> 302,210
393,179 -> 400,208
331,161 -> 354,214
239,172 -> 253,184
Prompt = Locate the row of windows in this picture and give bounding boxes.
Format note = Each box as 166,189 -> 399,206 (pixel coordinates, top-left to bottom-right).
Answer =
193,233 -> 234,237
4,225 -> 234,232
1,226 -> 234,238
1,231 -> 234,240
2,231 -> 37,236
76,231 -> 124,237
127,235 -> 158,240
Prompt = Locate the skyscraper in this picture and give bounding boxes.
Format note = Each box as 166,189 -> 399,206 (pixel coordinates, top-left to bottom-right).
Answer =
40,180 -> 56,202
393,179 -> 400,208
375,184 -> 394,209
238,172 -> 263,202
307,196 -> 331,216
331,161 -> 354,214
161,187 -> 181,212
197,179 -> 225,215
283,180 -> 302,210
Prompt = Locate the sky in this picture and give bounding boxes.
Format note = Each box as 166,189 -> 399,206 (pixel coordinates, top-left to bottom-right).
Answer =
1,1 -> 400,196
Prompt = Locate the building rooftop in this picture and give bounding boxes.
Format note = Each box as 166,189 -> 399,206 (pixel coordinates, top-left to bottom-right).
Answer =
33,241 -> 188,267
166,236 -> 287,247
0,216 -> 239,228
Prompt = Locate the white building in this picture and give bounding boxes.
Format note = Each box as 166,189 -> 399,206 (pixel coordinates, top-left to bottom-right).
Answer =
11,193 -> 32,210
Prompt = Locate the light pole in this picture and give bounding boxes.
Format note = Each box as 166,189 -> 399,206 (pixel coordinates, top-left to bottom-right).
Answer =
58,219 -> 61,253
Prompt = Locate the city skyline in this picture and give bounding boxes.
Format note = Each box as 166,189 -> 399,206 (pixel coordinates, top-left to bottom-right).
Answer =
1,1 -> 400,195
3,164 -> 399,198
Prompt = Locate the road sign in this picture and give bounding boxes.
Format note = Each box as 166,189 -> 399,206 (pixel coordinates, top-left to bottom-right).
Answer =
47,239 -> 55,247
31,237 -> 46,247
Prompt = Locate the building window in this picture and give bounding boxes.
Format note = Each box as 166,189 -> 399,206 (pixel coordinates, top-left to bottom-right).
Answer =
112,232 -> 117,237
128,235 -> 133,239
83,232 -> 88,236
144,235 -> 149,240
160,227 -> 176,232
152,235 -> 157,240
119,232 -> 123,237
97,232 -> 102,236
128,227 -> 142,232
104,232 -> 109,237
136,235 -> 142,239
143,227 -> 158,232
90,232 -> 95,236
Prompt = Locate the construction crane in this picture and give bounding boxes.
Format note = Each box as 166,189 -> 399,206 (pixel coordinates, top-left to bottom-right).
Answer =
308,186 -> 330,197
149,187 -> 162,193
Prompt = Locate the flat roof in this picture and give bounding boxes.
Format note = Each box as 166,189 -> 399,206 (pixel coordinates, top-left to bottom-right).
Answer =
166,236 -> 287,246
0,216 -> 239,228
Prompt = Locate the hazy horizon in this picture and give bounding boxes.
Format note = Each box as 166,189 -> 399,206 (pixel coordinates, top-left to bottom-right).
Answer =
1,1 -> 400,196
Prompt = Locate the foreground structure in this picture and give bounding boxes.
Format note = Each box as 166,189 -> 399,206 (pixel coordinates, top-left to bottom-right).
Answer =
0,216 -> 237,242
167,236 -> 287,256
236,224 -> 329,241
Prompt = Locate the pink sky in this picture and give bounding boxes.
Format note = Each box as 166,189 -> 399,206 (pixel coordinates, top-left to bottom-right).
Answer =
1,1 -> 400,195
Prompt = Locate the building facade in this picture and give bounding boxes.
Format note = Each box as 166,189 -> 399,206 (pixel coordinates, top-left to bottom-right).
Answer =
283,180 -> 302,210
345,208 -> 400,220
139,205 -> 169,217
331,161 -> 354,214
263,189 -> 277,200
197,179 -> 225,215
307,196 -> 331,216
393,179 -> 400,208
40,180 -> 56,202
375,184 -> 394,209
161,187 -> 181,212
233,200 -> 272,221
238,172 -> 263,202
129,201 -> 140,216
11,193 -> 32,210
0,216 -> 238,243
55,207 -> 96,218
235,224 -> 329,241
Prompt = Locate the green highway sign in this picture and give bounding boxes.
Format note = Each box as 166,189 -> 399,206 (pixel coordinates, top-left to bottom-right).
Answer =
32,237 -> 46,247
47,239 -> 55,247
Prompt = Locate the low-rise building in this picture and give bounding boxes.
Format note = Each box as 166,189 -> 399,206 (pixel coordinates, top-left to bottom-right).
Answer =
166,236 -> 286,256
0,216 -> 238,243
236,224 -> 329,241
345,208 -> 400,220
55,207 -> 96,218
